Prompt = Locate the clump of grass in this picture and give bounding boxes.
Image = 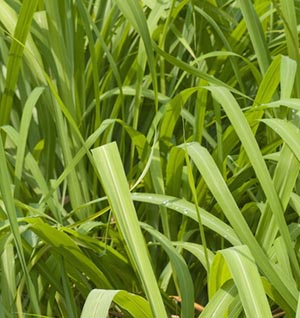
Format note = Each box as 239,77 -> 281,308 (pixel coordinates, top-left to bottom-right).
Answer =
0,0 -> 300,317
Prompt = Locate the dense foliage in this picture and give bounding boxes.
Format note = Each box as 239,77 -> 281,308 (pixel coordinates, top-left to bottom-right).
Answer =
0,0 -> 300,317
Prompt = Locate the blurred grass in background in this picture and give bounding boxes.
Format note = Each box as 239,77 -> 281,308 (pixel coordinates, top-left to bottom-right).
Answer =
0,0 -> 300,317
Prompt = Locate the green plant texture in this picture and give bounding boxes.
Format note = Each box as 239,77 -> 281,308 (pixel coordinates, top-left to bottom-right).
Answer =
0,0 -> 300,317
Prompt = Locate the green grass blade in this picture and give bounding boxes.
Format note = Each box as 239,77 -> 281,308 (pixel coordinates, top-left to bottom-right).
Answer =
1,243 -> 16,317
149,143 -> 170,237
132,192 -> 241,246
280,55 -> 297,100
238,0 -> 271,74
186,142 -> 297,309
296,292 -> 300,318
81,289 -> 151,318
256,144 -> 300,250
262,118 -> 300,162
141,222 -> 195,318
0,0 -> 39,126
40,119 -> 115,208
254,54 -> 281,104
153,43 -> 247,98
194,5 -> 245,93
208,245 -> 271,318
220,246 -> 272,318
81,289 -> 119,318
28,220 -> 112,289
1,125 -> 63,222
14,87 -> 45,195
60,257 -> 78,318
43,86 -> 87,217
113,290 -> 151,318
91,142 -> 167,318
279,0 -> 300,97
0,135 -> 40,314
200,280 -> 239,318
253,56 -> 297,248
262,276 -> 294,317
114,0 -> 158,109
274,237 -> 296,287
236,55 -> 281,168
44,0 -> 75,115
172,242 -> 214,271
208,86 -> 300,283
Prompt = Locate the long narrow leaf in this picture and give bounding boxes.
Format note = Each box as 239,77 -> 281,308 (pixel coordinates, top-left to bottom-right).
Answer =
262,119 -> 300,162
186,142 -> 297,310
0,0 -> 39,125
238,0 -> 271,74
132,192 -> 241,246
81,289 -> 151,318
141,222 -> 195,318
92,142 -> 167,318
0,135 -> 40,313
220,246 -> 272,317
208,86 -> 300,283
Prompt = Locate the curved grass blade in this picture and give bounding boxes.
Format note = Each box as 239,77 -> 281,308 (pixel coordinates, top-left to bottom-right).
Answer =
131,192 -> 241,246
172,241 -> 214,272
141,222 -> 195,318
80,289 -> 151,318
208,86 -> 300,284
186,142 -> 297,310
153,43 -> 248,99
236,55 -> 281,167
28,219 -> 112,288
219,246 -> 272,318
262,119 -> 300,162
256,144 -> 300,250
200,280 -> 239,318
261,276 -> 294,317
160,87 -> 199,143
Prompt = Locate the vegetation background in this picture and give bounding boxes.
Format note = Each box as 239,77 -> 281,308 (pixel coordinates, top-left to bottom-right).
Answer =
0,0 -> 300,317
